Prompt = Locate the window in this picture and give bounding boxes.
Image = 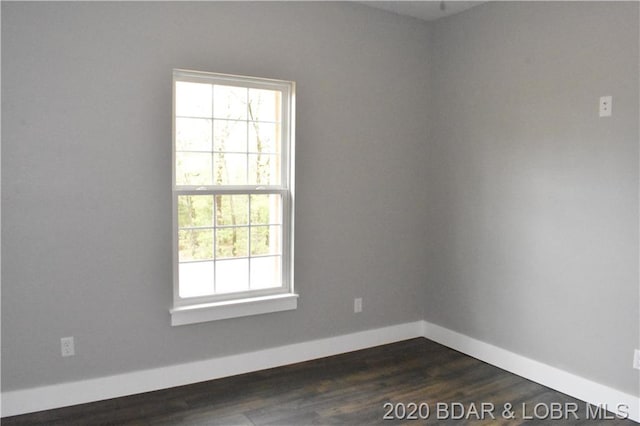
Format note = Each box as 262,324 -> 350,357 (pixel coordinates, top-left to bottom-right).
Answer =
170,69 -> 296,325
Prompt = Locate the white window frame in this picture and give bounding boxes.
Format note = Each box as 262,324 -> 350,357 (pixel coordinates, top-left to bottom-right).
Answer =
170,69 -> 297,326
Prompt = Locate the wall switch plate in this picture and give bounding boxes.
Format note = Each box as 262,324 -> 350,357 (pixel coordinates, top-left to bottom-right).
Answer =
354,297 -> 363,313
599,95 -> 612,117
634,349 -> 640,370
61,336 -> 75,357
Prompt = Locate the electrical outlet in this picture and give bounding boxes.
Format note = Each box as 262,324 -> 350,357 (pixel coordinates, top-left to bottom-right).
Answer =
354,297 -> 363,313
61,336 -> 75,357
634,349 -> 640,370
599,95 -> 612,117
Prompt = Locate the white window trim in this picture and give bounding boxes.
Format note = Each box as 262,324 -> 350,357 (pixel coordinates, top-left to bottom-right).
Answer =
171,69 -> 296,325
170,293 -> 299,326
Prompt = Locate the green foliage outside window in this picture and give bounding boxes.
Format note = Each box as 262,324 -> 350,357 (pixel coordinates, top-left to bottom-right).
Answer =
178,194 -> 280,261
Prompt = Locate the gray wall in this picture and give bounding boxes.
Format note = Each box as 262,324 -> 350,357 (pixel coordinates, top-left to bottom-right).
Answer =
427,2 -> 639,395
1,2 -> 432,390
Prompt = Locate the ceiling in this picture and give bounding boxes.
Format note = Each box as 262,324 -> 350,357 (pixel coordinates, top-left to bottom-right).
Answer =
361,1 -> 485,22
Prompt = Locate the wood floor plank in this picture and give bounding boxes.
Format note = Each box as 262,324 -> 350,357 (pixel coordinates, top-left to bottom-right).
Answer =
2,338 -> 636,425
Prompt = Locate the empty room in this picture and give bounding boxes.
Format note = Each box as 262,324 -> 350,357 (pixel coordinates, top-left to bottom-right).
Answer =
1,1 -> 639,424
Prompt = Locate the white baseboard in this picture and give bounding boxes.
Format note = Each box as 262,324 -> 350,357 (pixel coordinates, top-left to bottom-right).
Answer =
2,320 -> 638,423
421,320 -> 640,423
0,321 -> 424,418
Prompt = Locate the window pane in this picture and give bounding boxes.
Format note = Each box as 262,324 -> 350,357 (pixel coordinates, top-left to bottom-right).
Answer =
216,227 -> 248,258
178,195 -> 213,227
176,82 -> 212,118
216,195 -> 249,226
251,225 -> 281,256
250,194 -> 282,224
250,256 -> 281,290
249,154 -> 279,185
179,261 -> 214,298
214,119 -> 247,153
216,258 -> 249,294
248,88 -> 280,122
179,229 -> 213,261
214,153 -> 247,185
176,118 -> 212,152
176,152 -> 212,186
214,85 -> 247,120
248,122 -> 279,154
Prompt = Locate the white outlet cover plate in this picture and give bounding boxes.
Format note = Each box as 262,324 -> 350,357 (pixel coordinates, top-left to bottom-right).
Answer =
599,95 -> 612,117
61,336 -> 75,357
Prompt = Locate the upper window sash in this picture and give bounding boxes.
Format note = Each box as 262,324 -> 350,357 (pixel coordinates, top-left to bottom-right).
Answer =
173,69 -> 293,191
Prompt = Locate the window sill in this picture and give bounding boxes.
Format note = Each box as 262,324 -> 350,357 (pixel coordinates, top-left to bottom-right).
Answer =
170,293 -> 298,326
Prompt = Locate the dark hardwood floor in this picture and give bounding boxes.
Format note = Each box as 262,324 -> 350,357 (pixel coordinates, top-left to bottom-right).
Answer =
2,338 -> 636,425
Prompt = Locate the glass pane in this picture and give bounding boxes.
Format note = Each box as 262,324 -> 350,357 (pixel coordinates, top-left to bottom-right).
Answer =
248,88 -> 280,122
251,225 -> 281,256
249,154 -> 279,185
176,118 -> 212,152
214,153 -> 247,185
248,122 -> 279,154
175,82 -> 212,118
179,229 -> 213,261
216,195 -> 249,226
176,152 -> 212,186
213,85 -> 247,120
178,195 -> 213,227
250,256 -> 281,290
216,227 -> 248,258
179,261 -> 214,298
250,194 -> 282,224
214,119 -> 247,153
216,258 -> 249,294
